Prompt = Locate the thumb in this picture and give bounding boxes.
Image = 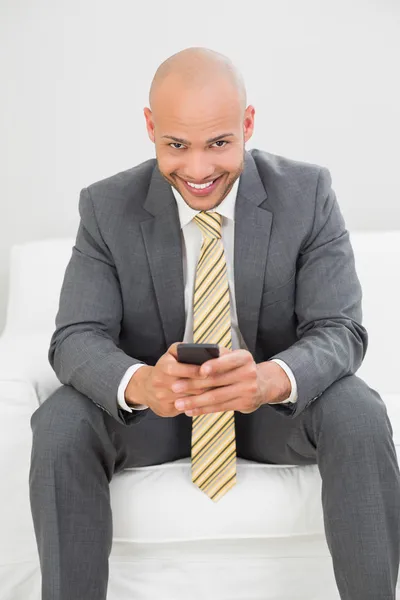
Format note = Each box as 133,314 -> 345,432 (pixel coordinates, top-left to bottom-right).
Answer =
218,345 -> 231,356
167,342 -> 184,360
199,345 -> 231,376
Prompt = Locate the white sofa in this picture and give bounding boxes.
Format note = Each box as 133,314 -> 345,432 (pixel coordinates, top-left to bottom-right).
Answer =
0,231 -> 399,600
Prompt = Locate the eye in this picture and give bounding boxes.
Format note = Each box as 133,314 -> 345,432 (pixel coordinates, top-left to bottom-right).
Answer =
169,140 -> 229,150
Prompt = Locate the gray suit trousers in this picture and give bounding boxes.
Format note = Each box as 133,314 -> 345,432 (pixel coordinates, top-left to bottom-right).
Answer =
29,374 -> 400,600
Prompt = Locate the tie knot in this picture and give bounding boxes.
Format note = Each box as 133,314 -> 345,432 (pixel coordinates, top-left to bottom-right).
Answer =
193,211 -> 222,240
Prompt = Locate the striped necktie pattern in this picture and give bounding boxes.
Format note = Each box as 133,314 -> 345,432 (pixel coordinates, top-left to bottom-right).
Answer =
191,210 -> 236,502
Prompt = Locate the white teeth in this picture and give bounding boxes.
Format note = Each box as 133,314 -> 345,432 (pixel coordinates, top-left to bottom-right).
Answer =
186,180 -> 214,189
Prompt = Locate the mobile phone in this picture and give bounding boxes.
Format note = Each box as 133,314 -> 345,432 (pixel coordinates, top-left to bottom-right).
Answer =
177,343 -> 220,365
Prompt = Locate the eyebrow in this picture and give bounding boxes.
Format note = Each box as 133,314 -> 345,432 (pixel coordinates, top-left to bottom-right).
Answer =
161,133 -> 235,145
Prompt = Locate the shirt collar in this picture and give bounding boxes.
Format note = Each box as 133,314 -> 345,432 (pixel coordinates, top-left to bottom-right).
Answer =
171,176 -> 240,229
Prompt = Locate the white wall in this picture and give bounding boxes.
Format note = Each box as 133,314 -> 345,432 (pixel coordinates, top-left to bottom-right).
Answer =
1,0 -> 399,334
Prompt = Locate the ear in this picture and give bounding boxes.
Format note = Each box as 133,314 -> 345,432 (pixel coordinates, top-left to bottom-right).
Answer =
143,107 -> 155,143
243,105 -> 255,143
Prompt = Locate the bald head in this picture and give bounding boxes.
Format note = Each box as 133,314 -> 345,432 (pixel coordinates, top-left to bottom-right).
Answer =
144,47 -> 254,212
149,47 -> 247,114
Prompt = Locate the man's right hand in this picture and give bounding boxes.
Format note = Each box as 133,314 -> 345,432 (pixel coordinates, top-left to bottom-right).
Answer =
124,342 -> 208,417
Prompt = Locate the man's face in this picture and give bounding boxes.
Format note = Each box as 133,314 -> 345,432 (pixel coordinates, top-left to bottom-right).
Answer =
144,79 -> 255,211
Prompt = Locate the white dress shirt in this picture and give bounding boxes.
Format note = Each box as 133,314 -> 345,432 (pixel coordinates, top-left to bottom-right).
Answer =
118,177 -> 298,412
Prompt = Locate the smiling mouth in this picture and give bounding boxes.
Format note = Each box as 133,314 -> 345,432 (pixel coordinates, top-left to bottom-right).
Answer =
183,175 -> 222,196
177,174 -> 224,195
180,175 -> 221,186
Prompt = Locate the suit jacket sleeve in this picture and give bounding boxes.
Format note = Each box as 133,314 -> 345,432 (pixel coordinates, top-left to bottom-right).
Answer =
269,167 -> 368,417
48,187 -> 149,425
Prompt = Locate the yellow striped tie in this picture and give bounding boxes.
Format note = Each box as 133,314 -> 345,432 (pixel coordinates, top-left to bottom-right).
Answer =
191,211 -> 236,502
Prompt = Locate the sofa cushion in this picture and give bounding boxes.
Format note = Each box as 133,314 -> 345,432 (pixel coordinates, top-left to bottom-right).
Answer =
0,334 -> 60,405
110,392 -> 400,546
111,459 -> 324,544
3,238 -> 74,337
0,380 -> 40,564
350,231 -> 400,394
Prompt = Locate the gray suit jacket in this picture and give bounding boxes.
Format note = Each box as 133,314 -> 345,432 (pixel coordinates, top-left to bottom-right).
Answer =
49,148 -> 368,425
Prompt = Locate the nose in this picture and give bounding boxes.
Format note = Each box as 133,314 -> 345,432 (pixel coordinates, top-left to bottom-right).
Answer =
183,154 -> 215,183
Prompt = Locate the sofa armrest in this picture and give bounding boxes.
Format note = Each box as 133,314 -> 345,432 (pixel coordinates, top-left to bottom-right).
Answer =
0,333 -> 60,409
0,333 -> 60,565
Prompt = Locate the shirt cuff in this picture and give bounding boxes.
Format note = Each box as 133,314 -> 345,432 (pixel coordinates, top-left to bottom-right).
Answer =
117,364 -> 149,412
268,359 -> 298,404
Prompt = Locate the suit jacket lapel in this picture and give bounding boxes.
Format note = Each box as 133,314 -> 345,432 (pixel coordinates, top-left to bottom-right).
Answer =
234,151 -> 272,356
140,151 -> 272,357
140,165 -> 186,348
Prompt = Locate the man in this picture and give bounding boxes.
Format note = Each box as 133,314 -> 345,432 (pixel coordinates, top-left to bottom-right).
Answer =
29,47 -> 400,599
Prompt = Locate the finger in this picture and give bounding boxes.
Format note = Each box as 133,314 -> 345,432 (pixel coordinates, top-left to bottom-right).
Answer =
185,397 -> 241,416
167,342 -> 183,360
172,363 -> 251,394
163,351 -> 201,379
218,346 -> 231,356
199,349 -> 251,377
177,382 -> 248,410
175,387 -> 213,398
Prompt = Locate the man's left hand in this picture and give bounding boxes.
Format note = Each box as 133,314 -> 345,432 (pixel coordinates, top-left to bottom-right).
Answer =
172,348 -> 291,416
